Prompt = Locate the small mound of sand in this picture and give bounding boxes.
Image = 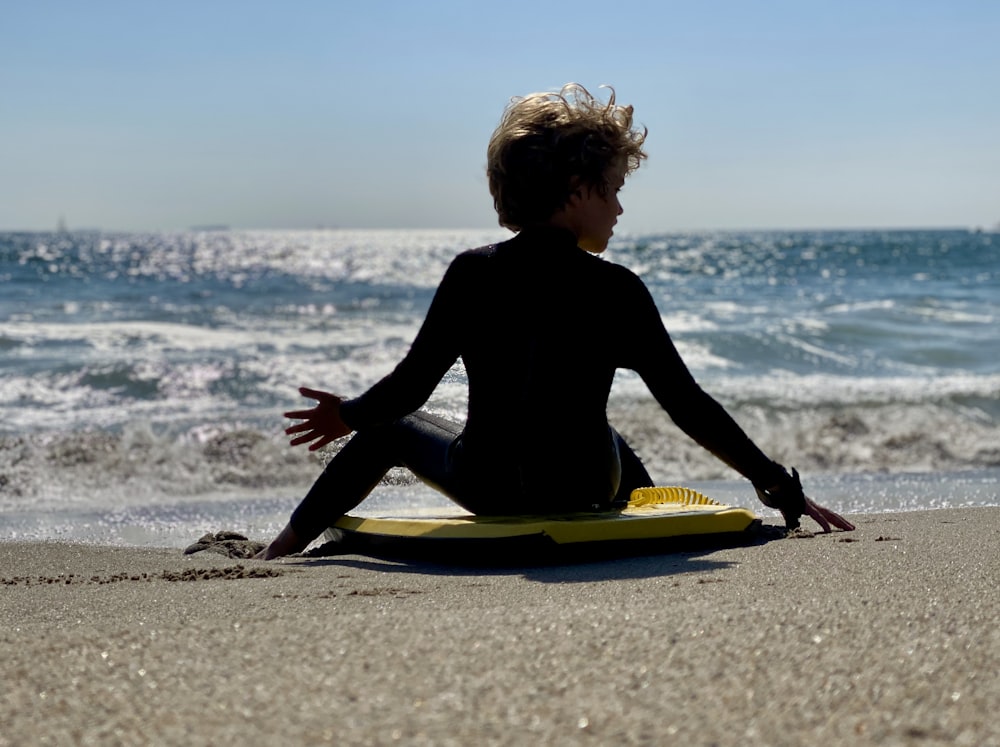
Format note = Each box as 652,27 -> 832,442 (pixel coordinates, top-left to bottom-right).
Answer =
183,531 -> 266,559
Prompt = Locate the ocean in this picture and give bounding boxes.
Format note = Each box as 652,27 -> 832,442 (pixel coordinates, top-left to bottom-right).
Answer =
2,228 -> 998,547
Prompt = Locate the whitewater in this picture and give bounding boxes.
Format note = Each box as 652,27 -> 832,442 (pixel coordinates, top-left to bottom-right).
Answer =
2,228 -> 997,546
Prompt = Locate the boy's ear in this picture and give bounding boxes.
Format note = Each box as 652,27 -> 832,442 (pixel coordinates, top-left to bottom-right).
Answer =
565,177 -> 586,204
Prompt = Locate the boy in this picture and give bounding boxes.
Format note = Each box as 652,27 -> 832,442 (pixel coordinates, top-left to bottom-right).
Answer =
257,84 -> 852,559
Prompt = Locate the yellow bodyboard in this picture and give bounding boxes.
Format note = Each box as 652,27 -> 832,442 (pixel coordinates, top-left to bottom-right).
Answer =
329,487 -> 756,546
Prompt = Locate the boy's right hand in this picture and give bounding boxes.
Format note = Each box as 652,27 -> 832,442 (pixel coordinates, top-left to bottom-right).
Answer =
284,387 -> 353,451
801,494 -> 856,533
756,467 -> 855,533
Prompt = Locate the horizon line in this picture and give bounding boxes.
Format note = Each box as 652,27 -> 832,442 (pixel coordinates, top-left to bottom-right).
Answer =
1,223 -> 994,235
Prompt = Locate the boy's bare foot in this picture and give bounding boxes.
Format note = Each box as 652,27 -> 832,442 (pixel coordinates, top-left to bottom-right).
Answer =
254,523 -> 308,560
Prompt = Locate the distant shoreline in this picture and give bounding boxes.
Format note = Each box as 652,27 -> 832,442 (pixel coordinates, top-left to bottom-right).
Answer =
1,225 -> 992,235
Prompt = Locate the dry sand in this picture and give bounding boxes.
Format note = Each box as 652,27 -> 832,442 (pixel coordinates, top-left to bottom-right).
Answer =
1,508 -> 997,746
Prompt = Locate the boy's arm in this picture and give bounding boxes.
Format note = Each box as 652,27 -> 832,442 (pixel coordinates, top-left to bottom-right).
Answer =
622,273 -> 852,531
338,256 -> 468,430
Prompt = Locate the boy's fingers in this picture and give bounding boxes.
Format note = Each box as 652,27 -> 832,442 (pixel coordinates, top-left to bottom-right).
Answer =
816,503 -> 854,531
299,387 -> 337,401
828,511 -> 856,532
805,498 -> 855,533
812,509 -> 833,533
308,435 -> 336,451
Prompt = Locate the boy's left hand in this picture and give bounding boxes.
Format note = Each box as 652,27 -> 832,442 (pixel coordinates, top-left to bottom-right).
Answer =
284,387 -> 353,451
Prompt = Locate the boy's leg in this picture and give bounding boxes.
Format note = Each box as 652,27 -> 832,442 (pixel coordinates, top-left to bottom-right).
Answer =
611,429 -> 653,505
268,417 -> 646,558
286,412 -> 464,547
391,411 -> 466,497
286,426 -> 398,547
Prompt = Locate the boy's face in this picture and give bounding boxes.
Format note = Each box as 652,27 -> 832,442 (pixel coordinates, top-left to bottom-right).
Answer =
571,164 -> 626,254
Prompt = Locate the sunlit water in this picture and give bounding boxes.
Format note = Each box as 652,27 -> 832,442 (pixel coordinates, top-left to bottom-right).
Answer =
2,228 -> 997,546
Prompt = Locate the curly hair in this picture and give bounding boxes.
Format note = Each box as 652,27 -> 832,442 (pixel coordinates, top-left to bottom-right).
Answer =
486,83 -> 647,232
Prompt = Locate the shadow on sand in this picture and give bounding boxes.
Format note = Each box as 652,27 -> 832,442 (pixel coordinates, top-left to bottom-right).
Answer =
285,520 -> 789,583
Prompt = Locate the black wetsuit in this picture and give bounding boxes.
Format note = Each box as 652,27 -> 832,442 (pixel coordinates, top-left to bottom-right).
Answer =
288,226 -> 785,541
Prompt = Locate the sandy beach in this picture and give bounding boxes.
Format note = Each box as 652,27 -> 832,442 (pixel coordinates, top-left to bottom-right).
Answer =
2,508 -> 997,746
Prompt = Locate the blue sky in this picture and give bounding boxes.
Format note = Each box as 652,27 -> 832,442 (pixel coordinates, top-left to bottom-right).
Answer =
2,0 -> 998,232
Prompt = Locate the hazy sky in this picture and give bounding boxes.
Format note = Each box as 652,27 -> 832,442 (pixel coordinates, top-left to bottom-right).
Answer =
2,0 -> 998,232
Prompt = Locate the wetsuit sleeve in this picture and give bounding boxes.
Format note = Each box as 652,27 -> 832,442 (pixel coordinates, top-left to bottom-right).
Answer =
338,256 -> 468,430
619,272 -> 786,488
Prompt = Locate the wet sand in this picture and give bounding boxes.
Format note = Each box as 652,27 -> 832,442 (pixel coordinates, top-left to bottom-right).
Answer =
2,508 -> 997,746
